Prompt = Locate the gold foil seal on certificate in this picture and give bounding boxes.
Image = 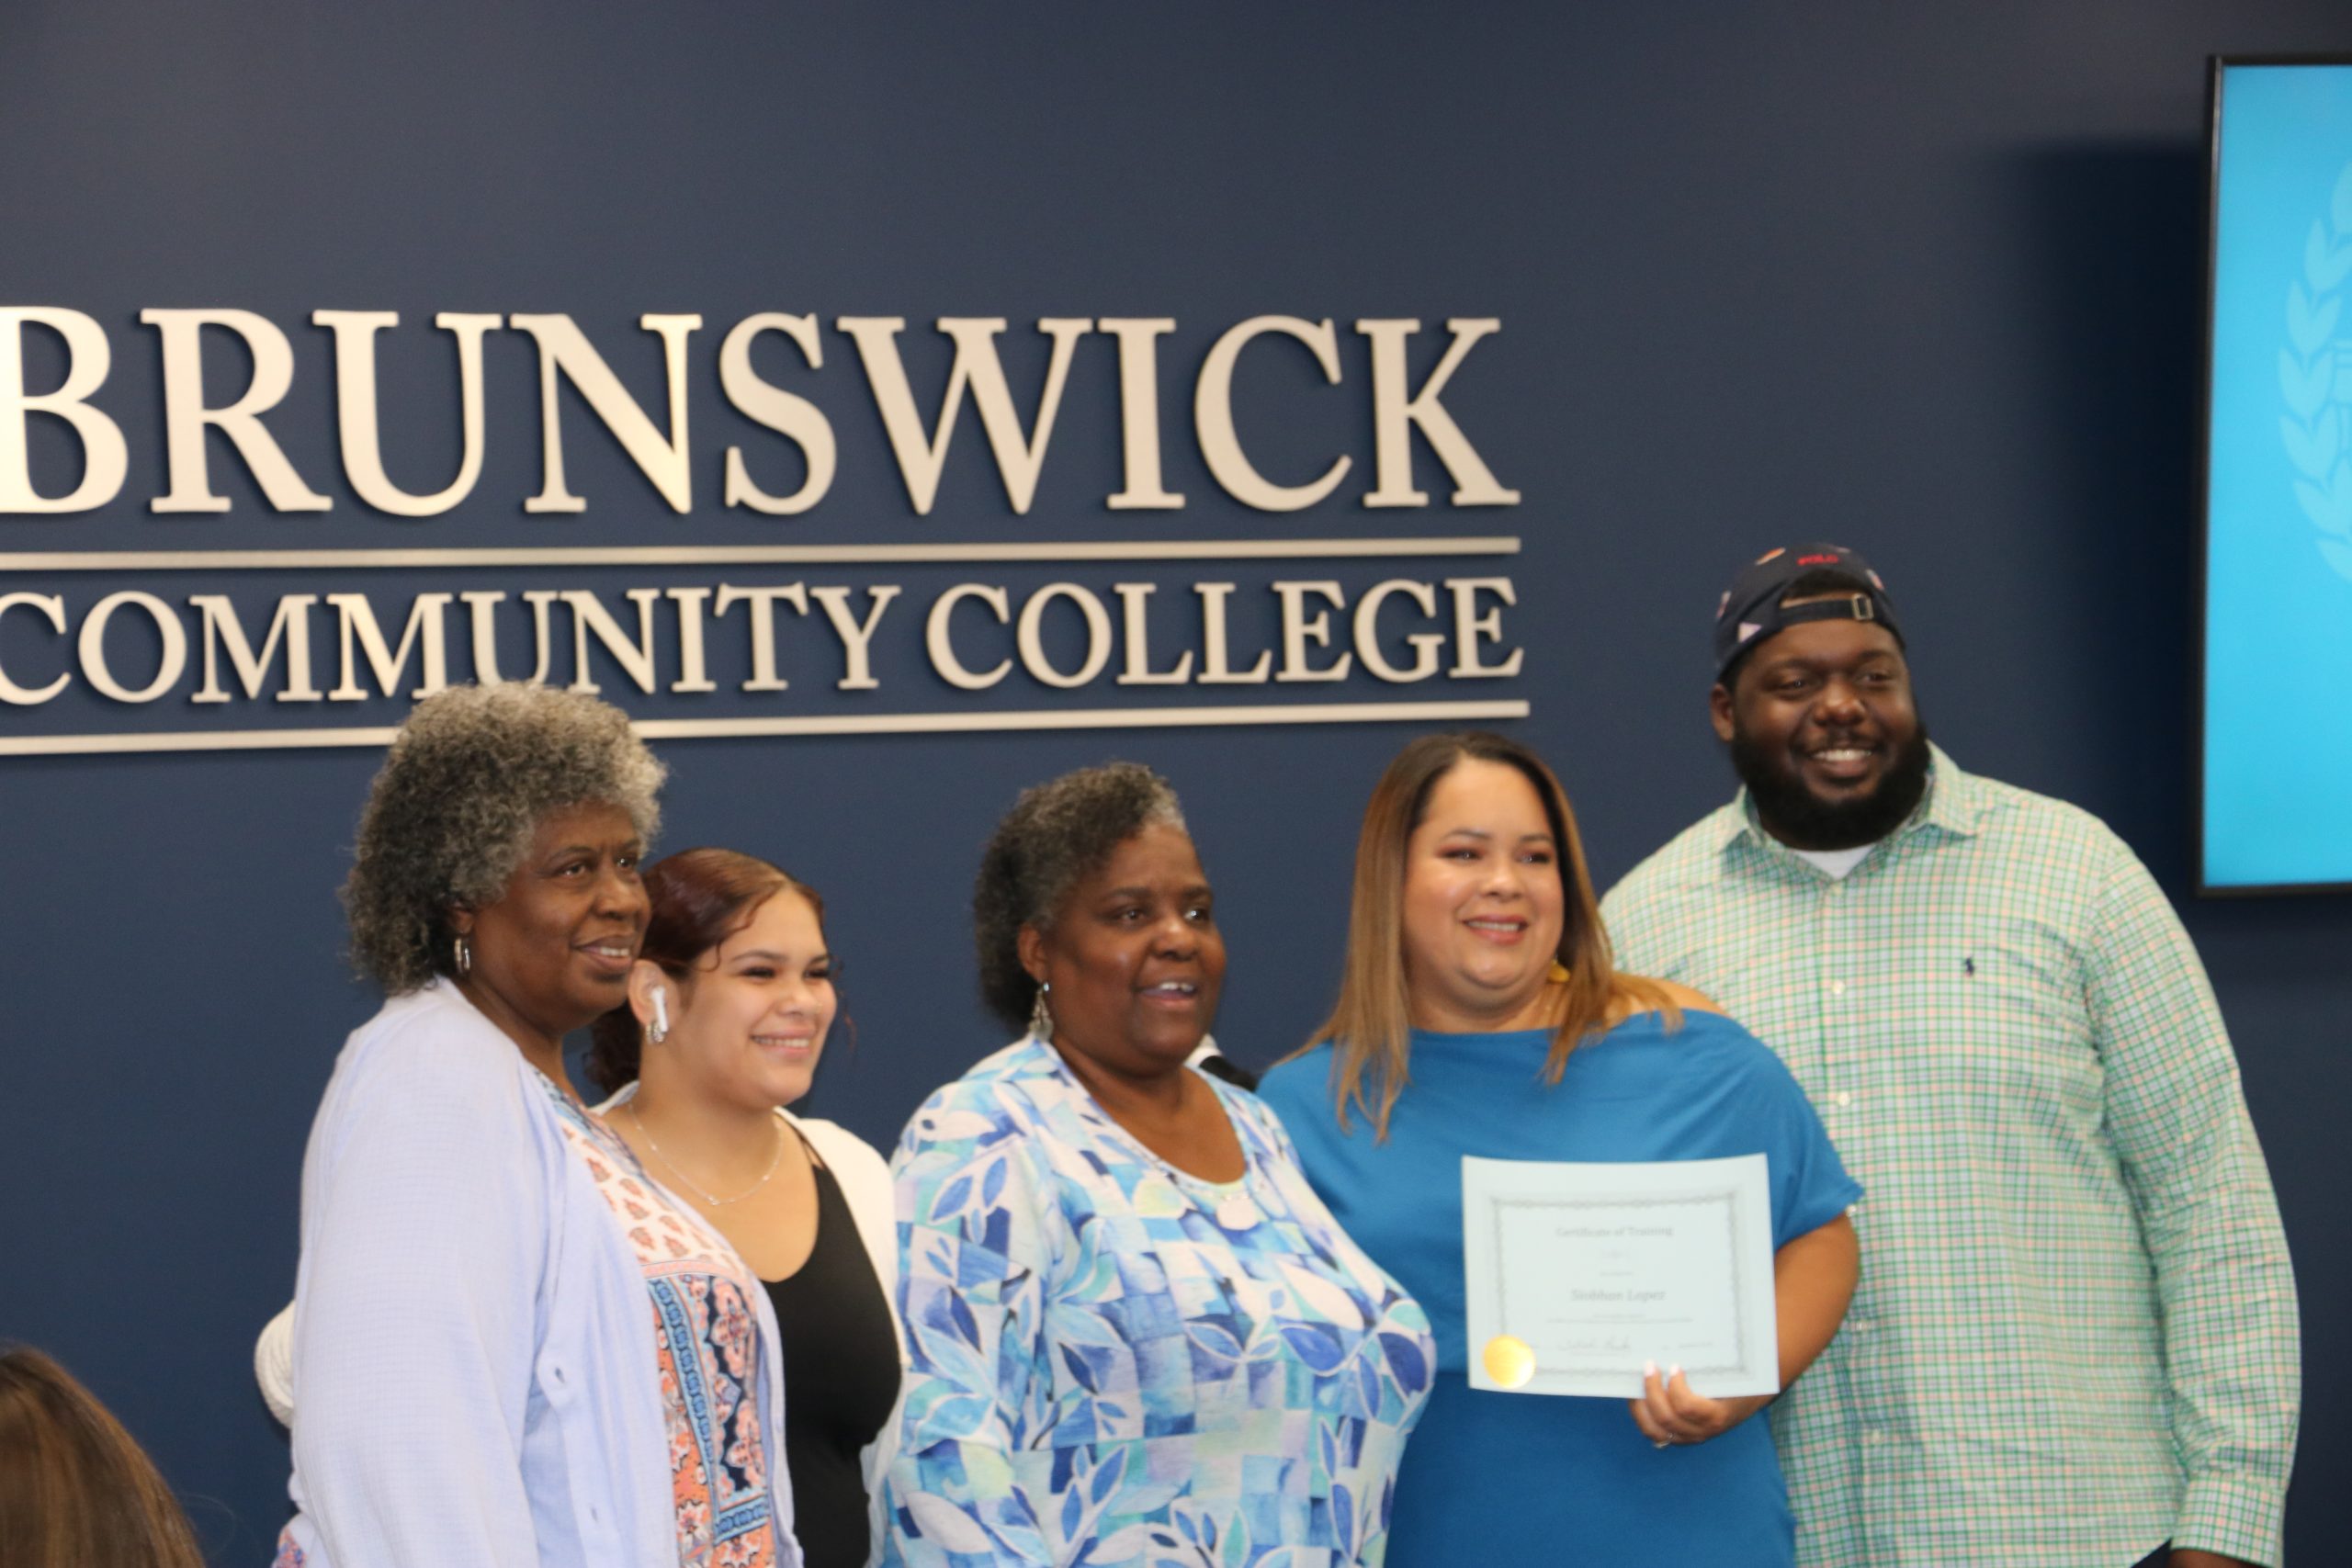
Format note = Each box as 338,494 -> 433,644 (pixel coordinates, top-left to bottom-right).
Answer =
1482,1334 -> 1535,1390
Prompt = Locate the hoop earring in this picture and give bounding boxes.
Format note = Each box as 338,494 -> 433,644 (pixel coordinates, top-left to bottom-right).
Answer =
1028,980 -> 1054,1042
454,934 -> 473,978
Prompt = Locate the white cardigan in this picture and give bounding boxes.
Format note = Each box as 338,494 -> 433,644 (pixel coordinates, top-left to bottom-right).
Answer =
269,987 -> 787,1568
258,1090 -> 910,1564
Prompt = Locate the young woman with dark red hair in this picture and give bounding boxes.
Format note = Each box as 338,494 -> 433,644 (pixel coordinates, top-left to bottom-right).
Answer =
590,849 -> 904,1568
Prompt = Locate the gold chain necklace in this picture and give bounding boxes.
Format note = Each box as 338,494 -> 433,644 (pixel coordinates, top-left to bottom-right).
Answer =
623,1102 -> 786,1206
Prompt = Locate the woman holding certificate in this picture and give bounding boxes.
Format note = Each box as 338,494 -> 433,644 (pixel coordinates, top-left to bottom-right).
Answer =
1258,732 -> 1860,1567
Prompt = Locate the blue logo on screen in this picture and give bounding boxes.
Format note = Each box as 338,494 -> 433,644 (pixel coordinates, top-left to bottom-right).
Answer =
2204,66 -> 2352,888
2284,164 -> 2352,582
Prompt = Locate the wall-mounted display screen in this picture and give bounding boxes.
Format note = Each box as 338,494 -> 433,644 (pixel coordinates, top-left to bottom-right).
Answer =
2200,58 -> 2352,894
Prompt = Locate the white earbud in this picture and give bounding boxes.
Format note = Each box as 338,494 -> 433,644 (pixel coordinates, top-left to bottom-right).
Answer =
650,987 -> 671,1038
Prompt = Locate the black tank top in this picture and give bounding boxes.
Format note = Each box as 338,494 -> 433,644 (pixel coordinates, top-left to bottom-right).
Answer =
764,1151 -> 900,1568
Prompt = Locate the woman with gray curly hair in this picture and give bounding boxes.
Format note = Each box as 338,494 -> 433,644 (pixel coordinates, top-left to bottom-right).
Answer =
266,684 -> 803,1568
877,763 -> 1435,1568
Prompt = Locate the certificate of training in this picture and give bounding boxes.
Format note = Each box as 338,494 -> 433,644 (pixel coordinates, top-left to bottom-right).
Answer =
1461,1153 -> 1778,1399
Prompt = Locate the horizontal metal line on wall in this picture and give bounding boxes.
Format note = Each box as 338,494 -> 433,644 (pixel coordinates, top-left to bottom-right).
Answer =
0,697 -> 1532,757
0,537 -> 1522,572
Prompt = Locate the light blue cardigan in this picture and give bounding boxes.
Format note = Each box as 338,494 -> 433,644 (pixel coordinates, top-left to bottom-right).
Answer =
277,981 -> 801,1568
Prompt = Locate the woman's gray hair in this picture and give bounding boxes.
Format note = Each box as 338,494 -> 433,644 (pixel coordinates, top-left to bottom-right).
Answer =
973,761 -> 1186,1032
344,683 -> 666,993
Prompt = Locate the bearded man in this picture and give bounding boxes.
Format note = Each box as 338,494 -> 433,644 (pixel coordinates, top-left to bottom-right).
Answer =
1600,544 -> 2299,1568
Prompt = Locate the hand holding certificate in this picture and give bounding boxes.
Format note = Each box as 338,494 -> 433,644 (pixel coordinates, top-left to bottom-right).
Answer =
1462,1153 -> 1779,1400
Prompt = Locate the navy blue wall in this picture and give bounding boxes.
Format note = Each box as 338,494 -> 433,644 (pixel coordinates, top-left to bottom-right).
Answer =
1,3 -> 2345,1559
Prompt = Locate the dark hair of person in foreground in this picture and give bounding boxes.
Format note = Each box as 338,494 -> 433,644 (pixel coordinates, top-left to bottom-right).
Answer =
0,1345 -> 206,1568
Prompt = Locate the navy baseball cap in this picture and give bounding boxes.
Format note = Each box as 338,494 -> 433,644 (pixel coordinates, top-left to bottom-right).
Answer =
1712,543 -> 1901,679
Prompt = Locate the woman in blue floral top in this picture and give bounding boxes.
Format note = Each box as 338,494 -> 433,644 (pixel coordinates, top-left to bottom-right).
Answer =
879,763 -> 1433,1568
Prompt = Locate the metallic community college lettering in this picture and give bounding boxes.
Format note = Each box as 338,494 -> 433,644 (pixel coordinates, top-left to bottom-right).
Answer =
1,308 -> 1529,753
0,570 -> 1521,701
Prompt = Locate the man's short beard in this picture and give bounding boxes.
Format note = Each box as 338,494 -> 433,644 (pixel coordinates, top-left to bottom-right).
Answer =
1728,722 -> 1934,852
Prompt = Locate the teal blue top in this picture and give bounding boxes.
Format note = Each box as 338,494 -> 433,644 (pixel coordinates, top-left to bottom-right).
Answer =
1258,1010 -> 1860,1568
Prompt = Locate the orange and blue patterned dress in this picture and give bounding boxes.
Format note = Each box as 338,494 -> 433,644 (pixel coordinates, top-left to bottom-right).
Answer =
547,1085 -> 781,1568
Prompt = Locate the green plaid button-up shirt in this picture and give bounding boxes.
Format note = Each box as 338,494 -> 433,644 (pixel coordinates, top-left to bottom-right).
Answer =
1601,747 -> 2299,1568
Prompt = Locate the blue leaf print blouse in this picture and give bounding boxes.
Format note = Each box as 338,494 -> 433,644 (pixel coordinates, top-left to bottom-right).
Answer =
879,1038 -> 1434,1568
